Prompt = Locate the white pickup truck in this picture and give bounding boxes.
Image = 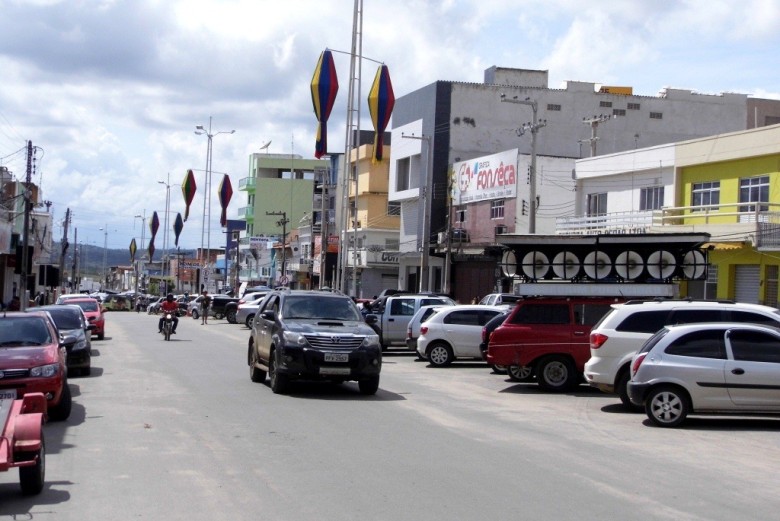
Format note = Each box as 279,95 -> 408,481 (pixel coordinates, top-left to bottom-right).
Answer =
368,294 -> 455,349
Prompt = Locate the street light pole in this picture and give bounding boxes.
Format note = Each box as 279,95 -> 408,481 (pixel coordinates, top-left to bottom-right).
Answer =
158,174 -> 171,281
100,223 -> 108,289
134,211 -> 146,294
500,94 -> 547,234
195,118 -> 235,291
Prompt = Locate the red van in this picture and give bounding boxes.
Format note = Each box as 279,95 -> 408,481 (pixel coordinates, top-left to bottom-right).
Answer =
487,297 -> 621,392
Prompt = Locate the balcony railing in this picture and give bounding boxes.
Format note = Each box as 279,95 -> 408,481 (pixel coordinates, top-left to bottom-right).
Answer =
556,202 -> 780,249
238,206 -> 254,219
238,177 -> 256,191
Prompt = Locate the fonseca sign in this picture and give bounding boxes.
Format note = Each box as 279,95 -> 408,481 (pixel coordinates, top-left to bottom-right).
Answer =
453,149 -> 518,204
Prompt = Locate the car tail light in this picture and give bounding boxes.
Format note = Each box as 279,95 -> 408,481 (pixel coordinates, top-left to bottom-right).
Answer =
420,326 -> 428,336
482,327 -> 488,342
590,332 -> 608,349
631,353 -> 647,377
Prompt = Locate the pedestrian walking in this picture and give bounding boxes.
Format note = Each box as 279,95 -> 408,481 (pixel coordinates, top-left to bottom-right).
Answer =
200,290 -> 212,324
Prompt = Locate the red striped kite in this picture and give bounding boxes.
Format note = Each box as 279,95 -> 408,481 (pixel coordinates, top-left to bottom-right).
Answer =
368,64 -> 395,162
181,169 -> 197,222
310,49 -> 339,159
218,175 -> 233,227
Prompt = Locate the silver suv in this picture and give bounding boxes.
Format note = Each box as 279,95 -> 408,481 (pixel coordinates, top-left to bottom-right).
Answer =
584,299 -> 780,408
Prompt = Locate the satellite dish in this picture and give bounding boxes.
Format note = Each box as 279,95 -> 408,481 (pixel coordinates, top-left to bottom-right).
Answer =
682,249 -> 706,280
583,251 -> 612,280
647,250 -> 677,279
615,250 -> 644,280
259,140 -> 272,152
552,251 -> 580,279
521,251 -> 550,280
501,250 -> 518,278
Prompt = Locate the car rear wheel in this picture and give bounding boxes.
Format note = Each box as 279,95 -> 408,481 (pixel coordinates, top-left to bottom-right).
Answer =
226,309 -> 237,324
507,365 -> 533,382
48,382 -> 72,421
491,364 -> 509,374
248,344 -> 266,383
358,375 -> 380,395
191,309 -> 199,320
427,342 -> 454,367
245,314 -> 255,328
617,370 -> 642,411
19,433 -> 45,495
269,350 -> 290,394
646,385 -> 690,428
535,356 -> 577,392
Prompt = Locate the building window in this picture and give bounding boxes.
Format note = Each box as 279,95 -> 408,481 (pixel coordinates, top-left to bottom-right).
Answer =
387,201 -> 401,216
628,102 -> 641,110
739,175 -> 770,213
613,108 -> 626,117
640,186 -> 664,211
385,238 -> 399,250
600,101 -> 612,108
547,104 -> 561,111
490,199 -> 505,219
691,181 -> 720,210
456,208 -> 467,223
587,193 -> 607,216
650,112 -> 663,119
396,157 -> 411,191
495,225 -> 507,236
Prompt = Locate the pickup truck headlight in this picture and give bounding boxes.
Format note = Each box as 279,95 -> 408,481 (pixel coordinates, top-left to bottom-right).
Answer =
283,331 -> 307,346
30,363 -> 60,378
363,334 -> 380,348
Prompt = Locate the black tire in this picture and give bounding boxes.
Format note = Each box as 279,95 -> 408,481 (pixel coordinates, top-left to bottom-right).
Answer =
164,327 -> 171,341
97,332 -> 104,340
269,350 -> 290,394
491,364 -> 509,374
19,433 -> 45,495
214,312 -> 224,320
48,382 -> 72,421
191,309 -> 199,320
507,365 -> 533,382
617,370 -> 642,411
427,342 -> 454,367
81,365 -> 91,377
248,344 -> 267,383
645,385 -> 690,428
226,309 -> 237,324
535,356 -> 578,392
358,375 -> 380,395
245,314 -> 255,328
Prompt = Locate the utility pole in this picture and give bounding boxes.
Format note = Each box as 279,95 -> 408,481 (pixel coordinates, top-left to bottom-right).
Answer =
500,94 -> 547,234
59,208 -> 70,293
71,228 -> 78,291
20,141 -> 33,309
401,132 -> 433,292
266,211 -> 289,286
581,114 -> 615,157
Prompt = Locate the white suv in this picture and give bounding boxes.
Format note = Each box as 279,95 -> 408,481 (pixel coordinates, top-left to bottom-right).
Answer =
584,299 -> 780,408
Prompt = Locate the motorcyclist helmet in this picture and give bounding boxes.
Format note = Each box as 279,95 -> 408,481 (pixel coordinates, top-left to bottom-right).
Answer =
166,293 -> 174,302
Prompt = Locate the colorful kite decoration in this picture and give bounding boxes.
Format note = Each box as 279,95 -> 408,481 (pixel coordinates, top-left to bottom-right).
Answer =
310,49 -> 339,159
148,239 -> 155,262
174,213 -> 184,247
182,169 -> 197,222
129,238 -> 137,263
218,175 -> 233,227
149,211 -> 160,242
368,64 -> 395,162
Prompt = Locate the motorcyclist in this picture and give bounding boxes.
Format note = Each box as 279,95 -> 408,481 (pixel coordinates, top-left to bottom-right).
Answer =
158,293 -> 179,334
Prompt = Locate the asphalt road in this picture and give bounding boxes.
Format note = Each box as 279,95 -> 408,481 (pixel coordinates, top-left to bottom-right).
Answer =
1,311 -> 779,520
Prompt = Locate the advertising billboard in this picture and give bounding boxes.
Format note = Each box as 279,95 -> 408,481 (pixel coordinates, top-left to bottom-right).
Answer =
452,149 -> 518,204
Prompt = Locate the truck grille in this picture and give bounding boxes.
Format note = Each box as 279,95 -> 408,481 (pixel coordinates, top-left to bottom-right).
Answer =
304,335 -> 364,349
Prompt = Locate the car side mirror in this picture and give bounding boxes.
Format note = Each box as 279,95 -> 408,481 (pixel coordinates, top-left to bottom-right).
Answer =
365,314 -> 378,325
261,310 -> 275,321
60,333 -> 79,347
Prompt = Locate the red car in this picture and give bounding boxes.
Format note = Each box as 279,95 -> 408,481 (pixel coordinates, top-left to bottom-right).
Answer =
487,297 -> 621,392
64,297 -> 105,340
0,312 -> 71,421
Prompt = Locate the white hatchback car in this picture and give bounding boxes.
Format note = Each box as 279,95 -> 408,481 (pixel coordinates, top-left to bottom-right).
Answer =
417,305 -> 504,366
405,305 -> 451,352
628,322 -> 780,427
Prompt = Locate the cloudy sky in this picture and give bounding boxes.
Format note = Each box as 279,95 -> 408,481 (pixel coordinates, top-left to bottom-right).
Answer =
1,0 -> 778,252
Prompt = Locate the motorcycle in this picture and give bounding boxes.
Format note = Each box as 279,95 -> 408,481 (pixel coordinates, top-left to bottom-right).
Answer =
161,313 -> 174,341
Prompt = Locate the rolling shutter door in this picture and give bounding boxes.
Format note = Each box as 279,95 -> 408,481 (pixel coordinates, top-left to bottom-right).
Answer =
734,265 -> 760,304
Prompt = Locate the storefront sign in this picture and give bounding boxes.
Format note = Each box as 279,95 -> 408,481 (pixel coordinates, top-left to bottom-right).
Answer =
453,149 -> 517,204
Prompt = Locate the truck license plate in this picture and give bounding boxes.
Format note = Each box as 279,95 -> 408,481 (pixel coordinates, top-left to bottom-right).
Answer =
324,353 -> 349,363
0,389 -> 16,401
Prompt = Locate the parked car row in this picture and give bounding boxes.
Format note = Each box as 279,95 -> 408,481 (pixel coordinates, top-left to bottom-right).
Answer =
400,296 -> 780,428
